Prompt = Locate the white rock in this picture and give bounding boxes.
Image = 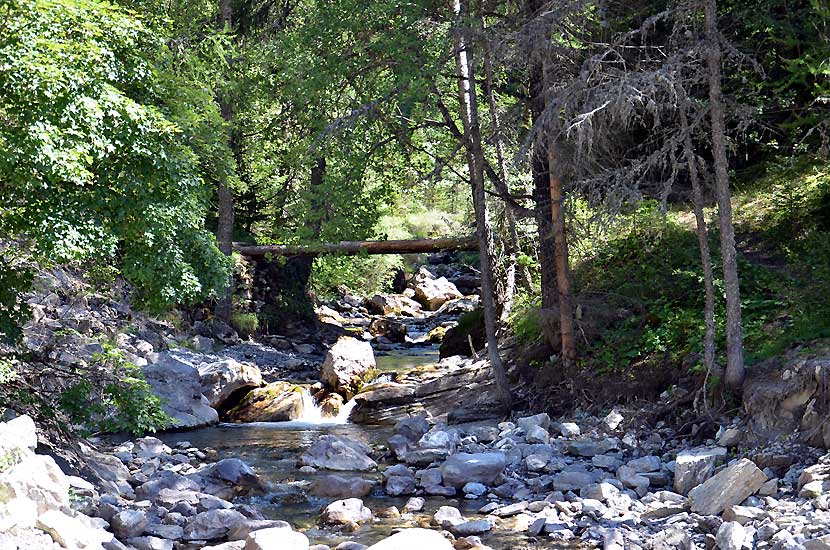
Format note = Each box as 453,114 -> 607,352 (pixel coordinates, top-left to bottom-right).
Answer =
688,459 -> 767,516
559,423 -> 581,437
716,521 -> 746,550
367,528 -> 453,549
244,527 -> 309,550
674,447 -> 727,495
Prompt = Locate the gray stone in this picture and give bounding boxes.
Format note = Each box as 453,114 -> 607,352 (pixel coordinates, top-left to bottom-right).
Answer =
559,422 -> 581,437
320,498 -> 373,527
688,459 -> 767,516
716,521 -> 746,550
112,510 -> 149,539
395,417 -> 430,443
227,520 -> 291,541
144,523 -> 185,540
198,359 -> 263,409
127,536 -> 174,550
321,337 -> 376,398
462,482 -> 487,497
309,475 -> 374,498
517,414 -> 550,433
403,497 -> 425,513
299,435 -> 377,472
183,509 -> 247,540
440,452 -> 506,488
617,465 -> 650,489
143,351 -> 220,429
553,470 -> 595,492
526,425 -> 550,444
674,447 -> 728,496
627,456 -> 661,473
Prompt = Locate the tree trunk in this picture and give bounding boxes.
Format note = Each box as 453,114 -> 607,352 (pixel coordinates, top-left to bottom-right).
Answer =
215,0 -> 236,323
528,0 -> 556,309
704,0 -> 744,389
679,88 -> 719,385
546,143 -> 576,371
542,55 -> 576,372
452,0 -> 512,410
234,236 -> 478,257
483,44 -> 529,320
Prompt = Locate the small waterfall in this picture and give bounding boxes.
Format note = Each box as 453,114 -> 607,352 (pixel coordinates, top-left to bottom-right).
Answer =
299,388 -> 324,423
297,388 -> 356,424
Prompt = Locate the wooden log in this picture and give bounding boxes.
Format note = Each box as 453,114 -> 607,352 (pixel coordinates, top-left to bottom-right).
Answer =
233,236 -> 478,257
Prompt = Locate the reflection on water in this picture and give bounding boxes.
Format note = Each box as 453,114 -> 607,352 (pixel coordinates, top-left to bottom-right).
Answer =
374,346 -> 440,373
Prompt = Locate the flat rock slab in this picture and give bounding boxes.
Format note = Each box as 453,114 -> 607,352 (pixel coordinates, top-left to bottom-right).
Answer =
688,458 -> 767,516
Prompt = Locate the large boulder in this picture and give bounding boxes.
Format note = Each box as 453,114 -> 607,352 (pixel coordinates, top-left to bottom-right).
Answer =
412,268 -> 463,311
143,351 -> 219,429
198,359 -> 263,410
366,295 -> 421,316
368,318 -> 407,343
224,382 -> 303,422
351,358 -> 503,425
367,528 -> 453,550
440,452 -> 506,488
688,459 -> 767,515
299,435 -> 377,471
320,337 -> 377,399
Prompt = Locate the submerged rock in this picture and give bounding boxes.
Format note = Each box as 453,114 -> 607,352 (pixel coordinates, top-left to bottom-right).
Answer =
309,475 -> 375,498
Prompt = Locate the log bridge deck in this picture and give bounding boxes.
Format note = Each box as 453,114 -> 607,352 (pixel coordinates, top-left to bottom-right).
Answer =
233,236 -> 477,257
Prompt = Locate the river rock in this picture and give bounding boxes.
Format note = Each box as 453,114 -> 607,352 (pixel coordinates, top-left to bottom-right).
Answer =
36,509 -> 113,549
412,268 -> 463,311
128,536 -> 174,550
366,294 -> 421,316
716,521 -> 746,550
321,337 -> 377,399
553,470 -> 595,492
183,509 -> 247,540
674,447 -> 728,495
441,452 -> 506,487
202,458 -> 262,493
384,464 -> 416,496
1,454 -> 70,517
403,497 -> 425,513
299,435 -> 377,471
688,458 -> 767,515
309,475 -> 375,498
225,382 -> 304,422
244,527 -> 309,550
395,416 -> 430,443
228,520 -> 291,541
142,351 -> 219,429
198,359 -> 263,409
368,318 -> 407,343
367,528 -> 453,550
112,509 -> 149,539
320,498 -> 373,527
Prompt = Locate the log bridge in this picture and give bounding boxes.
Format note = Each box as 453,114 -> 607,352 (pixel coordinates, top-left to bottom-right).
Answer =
233,236 -> 477,257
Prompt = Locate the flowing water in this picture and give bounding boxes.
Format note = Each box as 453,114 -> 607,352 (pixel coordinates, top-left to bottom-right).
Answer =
157,345 -> 563,549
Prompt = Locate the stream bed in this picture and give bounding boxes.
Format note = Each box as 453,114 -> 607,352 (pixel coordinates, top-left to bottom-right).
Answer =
153,342 -> 564,549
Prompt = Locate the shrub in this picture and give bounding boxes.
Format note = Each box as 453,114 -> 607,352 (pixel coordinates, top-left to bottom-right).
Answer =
231,312 -> 259,338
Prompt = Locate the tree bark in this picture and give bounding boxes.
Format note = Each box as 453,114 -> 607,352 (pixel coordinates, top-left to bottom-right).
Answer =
679,88 -> 719,385
704,0 -> 745,389
234,236 -> 478,257
528,0 -> 557,310
215,0 -> 236,323
483,44 -> 530,320
452,0 -> 512,410
546,143 -> 576,371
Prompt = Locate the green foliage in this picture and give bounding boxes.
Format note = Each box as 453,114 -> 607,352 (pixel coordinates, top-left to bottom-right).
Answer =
507,292 -> 544,345
0,0 -> 232,318
59,344 -> 168,436
230,312 -> 259,338
0,260 -> 31,344
310,254 -> 403,299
